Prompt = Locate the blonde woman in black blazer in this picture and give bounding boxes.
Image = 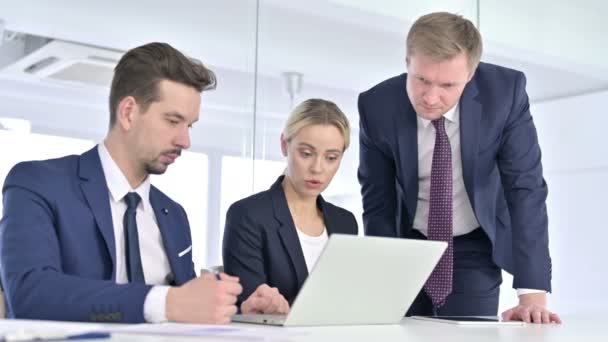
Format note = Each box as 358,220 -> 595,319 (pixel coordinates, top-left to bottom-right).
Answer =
223,99 -> 358,315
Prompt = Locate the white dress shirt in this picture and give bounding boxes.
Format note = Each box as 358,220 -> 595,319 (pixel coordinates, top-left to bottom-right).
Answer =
98,142 -> 171,322
413,104 -> 479,236
296,227 -> 328,272
412,106 -> 543,296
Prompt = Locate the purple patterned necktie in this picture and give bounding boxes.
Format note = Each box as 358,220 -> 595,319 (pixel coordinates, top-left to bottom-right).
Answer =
423,117 -> 454,308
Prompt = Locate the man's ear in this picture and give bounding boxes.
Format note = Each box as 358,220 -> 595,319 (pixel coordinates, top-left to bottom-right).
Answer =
280,134 -> 288,157
116,96 -> 138,131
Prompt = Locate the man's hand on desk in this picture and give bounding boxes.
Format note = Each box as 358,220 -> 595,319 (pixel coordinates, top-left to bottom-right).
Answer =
502,292 -> 562,324
241,284 -> 290,315
166,272 -> 242,324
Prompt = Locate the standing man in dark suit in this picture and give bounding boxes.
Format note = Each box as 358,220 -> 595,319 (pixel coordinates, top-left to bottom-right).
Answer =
0,42 -> 242,323
358,12 -> 560,324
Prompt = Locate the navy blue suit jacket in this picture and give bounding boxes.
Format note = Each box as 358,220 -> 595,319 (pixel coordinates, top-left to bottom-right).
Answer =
0,146 -> 196,322
358,63 -> 551,292
222,176 -> 358,305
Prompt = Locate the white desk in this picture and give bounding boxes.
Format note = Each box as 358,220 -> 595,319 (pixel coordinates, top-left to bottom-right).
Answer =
0,317 -> 602,342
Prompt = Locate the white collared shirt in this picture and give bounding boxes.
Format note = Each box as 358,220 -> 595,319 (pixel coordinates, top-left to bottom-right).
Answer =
412,106 -> 543,296
98,142 -> 171,322
413,104 -> 480,236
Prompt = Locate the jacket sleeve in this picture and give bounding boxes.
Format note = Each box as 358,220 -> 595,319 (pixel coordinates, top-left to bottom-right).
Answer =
497,72 -> 552,292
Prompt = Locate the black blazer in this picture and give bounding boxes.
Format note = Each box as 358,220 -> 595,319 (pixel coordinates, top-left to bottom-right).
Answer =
222,175 -> 358,305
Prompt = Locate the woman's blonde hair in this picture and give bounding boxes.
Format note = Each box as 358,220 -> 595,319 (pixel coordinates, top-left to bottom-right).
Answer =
282,98 -> 350,150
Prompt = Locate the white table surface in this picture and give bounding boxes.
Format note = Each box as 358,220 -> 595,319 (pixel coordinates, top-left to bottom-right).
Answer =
0,316 -> 602,342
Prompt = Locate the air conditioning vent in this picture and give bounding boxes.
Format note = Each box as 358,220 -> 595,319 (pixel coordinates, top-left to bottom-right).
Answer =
24,56 -> 59,74
3,40 -> 122,88
47,61 -> 115,86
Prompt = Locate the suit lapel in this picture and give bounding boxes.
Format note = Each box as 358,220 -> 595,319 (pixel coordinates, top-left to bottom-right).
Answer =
459,76 -> 482,208
78,146 -> 117,279
149,189 -> 183,284
270,176 -> 309,287
319,196 -> 348,236
396,74 -> 419,223
318,196 -> 336,235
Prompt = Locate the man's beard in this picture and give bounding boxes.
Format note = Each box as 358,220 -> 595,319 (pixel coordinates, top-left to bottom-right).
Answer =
144,162 -> 167,175
144,149 -> 181,175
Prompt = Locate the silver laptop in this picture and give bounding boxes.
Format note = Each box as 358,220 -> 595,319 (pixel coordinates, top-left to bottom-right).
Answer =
232,234 -> 447,326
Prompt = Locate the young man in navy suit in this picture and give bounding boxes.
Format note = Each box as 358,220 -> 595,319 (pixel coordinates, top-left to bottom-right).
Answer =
358,12 -> 561,324
0,42 -> 244,323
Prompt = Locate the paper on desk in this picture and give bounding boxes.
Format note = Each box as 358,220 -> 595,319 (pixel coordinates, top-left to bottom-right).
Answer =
0,319 -> 109,337
111,323 -> 308,341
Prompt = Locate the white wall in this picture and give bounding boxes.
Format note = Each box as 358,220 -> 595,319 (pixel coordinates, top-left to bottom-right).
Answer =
498,91 -> 608,314
534,91 -> 608,314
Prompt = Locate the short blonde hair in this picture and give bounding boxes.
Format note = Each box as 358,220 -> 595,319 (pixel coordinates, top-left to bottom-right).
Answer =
283,98 -> 350,150
406,12 -> 483,70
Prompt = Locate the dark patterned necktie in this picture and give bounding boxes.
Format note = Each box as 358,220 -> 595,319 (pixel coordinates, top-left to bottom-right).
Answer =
423,117 -> 454,308
124,192 -> 145,283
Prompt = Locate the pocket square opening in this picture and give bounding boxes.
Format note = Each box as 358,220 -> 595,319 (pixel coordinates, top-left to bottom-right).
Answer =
178,245 -> 192,257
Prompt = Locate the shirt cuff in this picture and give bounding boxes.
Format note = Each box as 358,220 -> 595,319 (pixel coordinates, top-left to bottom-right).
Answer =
143,285 -> 170,323
516,288 -> 546,296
